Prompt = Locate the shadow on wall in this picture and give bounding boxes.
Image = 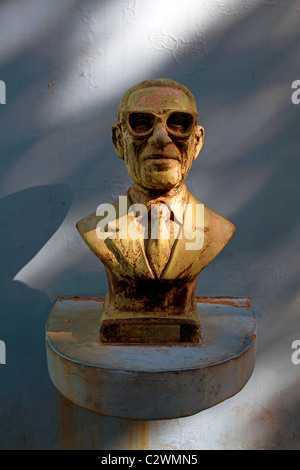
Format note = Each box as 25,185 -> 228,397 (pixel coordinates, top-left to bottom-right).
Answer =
57,394 -> 149,450
0,184 -> 72,449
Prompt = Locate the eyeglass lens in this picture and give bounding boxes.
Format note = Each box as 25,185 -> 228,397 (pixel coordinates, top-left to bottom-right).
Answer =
128,112 -> 194,135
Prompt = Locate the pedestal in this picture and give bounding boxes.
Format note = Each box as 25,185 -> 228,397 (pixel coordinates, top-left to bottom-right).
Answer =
45,297 -> 256,420
99,305 -> 200,344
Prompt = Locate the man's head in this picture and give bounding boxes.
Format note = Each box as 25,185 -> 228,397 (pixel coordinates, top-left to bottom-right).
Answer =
112,78 -> 204,191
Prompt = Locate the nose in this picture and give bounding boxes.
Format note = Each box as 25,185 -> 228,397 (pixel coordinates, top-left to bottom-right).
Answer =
149,123 -> 172,146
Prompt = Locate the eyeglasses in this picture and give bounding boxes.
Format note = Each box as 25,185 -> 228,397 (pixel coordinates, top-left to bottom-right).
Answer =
122,111 -> 198,138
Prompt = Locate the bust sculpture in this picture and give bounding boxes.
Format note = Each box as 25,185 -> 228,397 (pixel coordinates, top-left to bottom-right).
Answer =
76,78 -> 235,344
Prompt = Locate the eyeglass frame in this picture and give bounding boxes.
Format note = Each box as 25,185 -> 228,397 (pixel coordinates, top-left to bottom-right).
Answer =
119,110 -> 199,139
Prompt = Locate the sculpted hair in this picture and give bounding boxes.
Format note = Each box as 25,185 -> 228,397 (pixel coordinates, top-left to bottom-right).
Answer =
117,78 -> 197,122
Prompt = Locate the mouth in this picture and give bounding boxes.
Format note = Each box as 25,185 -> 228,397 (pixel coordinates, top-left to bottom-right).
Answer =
144,154 -> 181,162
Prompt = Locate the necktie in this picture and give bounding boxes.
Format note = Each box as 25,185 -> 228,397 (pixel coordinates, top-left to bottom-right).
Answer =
145,202 -> 174,278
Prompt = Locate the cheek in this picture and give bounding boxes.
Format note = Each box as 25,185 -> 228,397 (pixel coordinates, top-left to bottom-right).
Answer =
177,140 -> 194,175
182,139 -> 194,158
124,139 -> 148,176
176,141 -> 189,163
124,139 -> 146,163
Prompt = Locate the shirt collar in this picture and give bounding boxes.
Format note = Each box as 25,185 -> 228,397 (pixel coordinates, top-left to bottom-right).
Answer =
127,182 -> 189,224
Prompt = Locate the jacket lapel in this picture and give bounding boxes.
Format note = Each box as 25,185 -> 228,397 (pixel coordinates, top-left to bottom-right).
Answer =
77,190 -> 235,282
162,193 -> 206,279
163,192 -> 236,279
105,213 -> 155,279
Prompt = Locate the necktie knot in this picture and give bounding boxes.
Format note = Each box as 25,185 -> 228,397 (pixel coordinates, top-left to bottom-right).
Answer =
148,202 -> 172,240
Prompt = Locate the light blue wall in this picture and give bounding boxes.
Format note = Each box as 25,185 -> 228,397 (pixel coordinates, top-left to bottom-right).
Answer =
1,0 -> 300,449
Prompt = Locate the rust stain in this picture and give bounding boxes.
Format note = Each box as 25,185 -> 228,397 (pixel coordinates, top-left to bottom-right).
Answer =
229,405 -> 241,413
57,392 -> 112,450
127,420 -> 149,450
195,297 -> 251,309
250,334 -> 256,340
141,421 -> 149,450
57,394 -> 76,450
58,296 -> 250,308
58,297 -> 105,302
261,406 -> 275,420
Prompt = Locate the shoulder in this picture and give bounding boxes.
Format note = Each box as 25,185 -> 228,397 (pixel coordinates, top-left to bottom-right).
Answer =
76,198 -> 125,234
76,198 -> 123,256
186,190 -> 236,252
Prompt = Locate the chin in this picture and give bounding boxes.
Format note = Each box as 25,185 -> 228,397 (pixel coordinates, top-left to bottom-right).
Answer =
140,170 -> 182,190
137,160 -> 181,189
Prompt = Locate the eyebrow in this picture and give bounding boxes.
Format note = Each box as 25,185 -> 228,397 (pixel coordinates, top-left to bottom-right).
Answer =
126,108 -> 188,114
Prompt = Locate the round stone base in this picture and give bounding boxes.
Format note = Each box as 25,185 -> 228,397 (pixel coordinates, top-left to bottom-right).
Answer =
45,297 -> 256,420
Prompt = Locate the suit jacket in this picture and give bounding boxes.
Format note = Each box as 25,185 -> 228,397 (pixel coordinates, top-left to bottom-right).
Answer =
76,188 -> 235,316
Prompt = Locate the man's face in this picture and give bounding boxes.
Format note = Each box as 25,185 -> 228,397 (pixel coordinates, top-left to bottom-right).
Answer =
115,86 -> 203,191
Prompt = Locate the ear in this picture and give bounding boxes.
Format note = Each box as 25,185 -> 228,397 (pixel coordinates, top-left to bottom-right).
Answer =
111,124 -> 124,160
193,125 -> 205,161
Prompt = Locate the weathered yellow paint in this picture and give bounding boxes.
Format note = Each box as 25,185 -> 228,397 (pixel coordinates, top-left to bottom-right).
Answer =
77,79 -> 235,344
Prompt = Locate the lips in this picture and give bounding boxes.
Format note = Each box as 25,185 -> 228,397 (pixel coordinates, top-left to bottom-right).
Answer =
144,154 -> 181,162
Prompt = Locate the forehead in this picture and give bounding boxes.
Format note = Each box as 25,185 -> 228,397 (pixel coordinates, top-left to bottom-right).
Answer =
125,86 -> 195,113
